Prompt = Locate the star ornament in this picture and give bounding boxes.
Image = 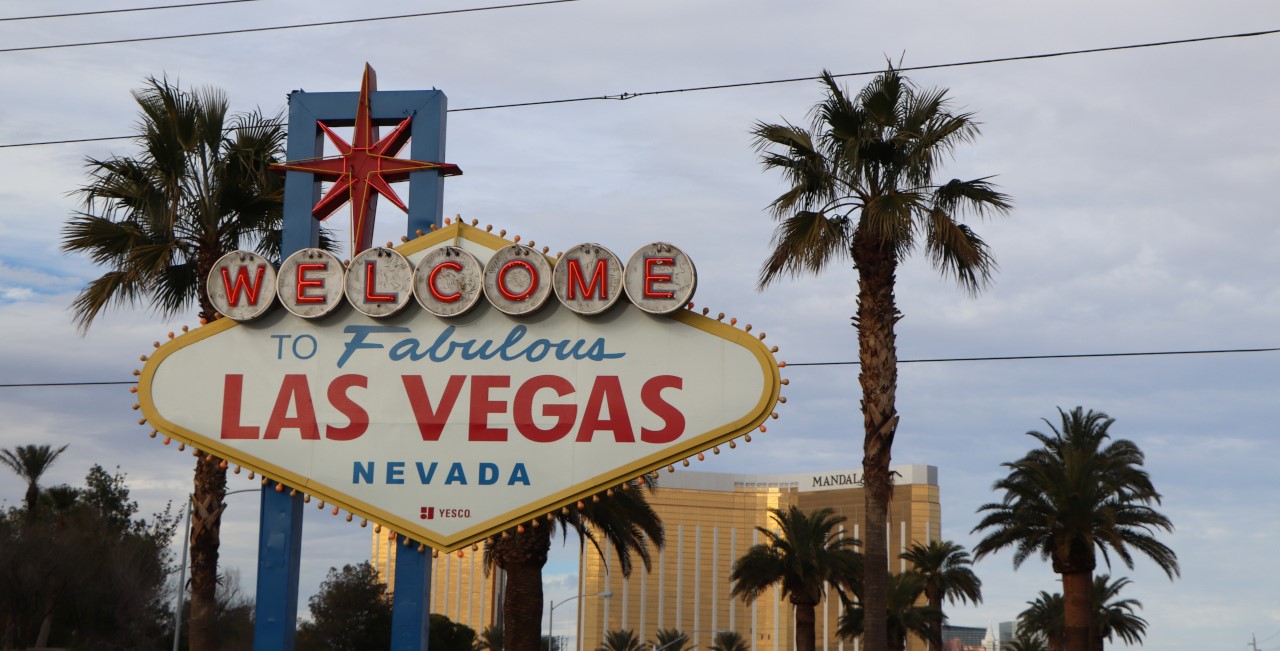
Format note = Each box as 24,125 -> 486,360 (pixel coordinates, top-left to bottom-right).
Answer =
273,64 -> 462,253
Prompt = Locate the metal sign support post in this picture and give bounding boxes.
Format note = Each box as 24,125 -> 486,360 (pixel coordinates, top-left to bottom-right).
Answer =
254,80 -> 449,651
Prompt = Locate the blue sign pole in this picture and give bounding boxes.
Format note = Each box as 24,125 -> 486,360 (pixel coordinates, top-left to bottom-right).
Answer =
256,74 -> 450,651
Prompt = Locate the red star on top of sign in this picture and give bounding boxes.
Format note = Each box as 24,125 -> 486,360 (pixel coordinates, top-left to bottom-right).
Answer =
273,64 -> 462,253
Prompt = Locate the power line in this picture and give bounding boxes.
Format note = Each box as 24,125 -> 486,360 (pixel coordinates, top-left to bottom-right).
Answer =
2,26 -> 1277,150
0,0 -> 259,23
0,0 -> 581,54
1,346 -> 1275,388
784,346 -> 1280,367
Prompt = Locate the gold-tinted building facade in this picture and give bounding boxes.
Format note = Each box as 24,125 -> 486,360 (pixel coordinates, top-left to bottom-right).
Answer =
578,465 -> 940,651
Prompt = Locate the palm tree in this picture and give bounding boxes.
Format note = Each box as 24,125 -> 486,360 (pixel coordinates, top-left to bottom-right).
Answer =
0,444 -> 68,522
709,630 -> 749,651
731,506 -> 863,651
61,77 -> 286,651
1005,631 -> 1050,651
972,407 -> 1179,651
1019,592 -> 1065,651
1092,575 -> 1147,651
486,476 -> 664,651
837,571 -> 941,651
475,625 -> 504,651
597,629 -> 645,651
754,67 -> 1011,651
653,629 -> 689,651
900,540 -> 982,651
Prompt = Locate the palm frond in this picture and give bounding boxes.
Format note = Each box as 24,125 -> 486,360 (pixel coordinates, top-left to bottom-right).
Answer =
757,211 -> 852,287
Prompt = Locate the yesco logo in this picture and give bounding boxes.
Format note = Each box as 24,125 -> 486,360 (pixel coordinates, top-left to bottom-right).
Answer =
207,242 -> 697,322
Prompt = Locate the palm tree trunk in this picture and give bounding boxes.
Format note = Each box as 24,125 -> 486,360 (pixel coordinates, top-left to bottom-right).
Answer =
853,236 -> 900,651
189,269 -> 228,651
1062,571 -> 1092,651
794,600 -> 818,651
188,454 -> 227,651
494,526 -> 552,651
928,594 -> 942,651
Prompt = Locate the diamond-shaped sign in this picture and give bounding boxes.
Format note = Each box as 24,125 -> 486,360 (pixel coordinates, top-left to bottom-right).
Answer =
138,222 -> 781,552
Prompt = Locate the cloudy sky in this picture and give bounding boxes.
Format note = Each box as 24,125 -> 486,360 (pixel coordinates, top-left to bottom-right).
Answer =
2,0 -> 1279,648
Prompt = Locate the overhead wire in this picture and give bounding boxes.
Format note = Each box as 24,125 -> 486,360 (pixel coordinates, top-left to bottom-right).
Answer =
2,26 -> 1278,150
1,346 -> 1276,388
0,0 -> 260,23
0,0 -> 582,54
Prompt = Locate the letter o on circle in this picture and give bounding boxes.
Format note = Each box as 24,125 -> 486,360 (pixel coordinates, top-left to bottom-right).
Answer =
483,245 -> 553,316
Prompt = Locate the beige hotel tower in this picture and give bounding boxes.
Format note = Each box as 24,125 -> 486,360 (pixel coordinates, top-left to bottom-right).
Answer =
373,464 -> 940,651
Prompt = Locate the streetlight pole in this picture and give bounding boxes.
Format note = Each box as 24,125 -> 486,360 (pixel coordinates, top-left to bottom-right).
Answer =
548,590 -> 612,651
171,487 -> 260,651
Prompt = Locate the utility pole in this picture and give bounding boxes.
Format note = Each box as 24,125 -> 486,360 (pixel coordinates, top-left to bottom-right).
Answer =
1249,633 -> 1259,651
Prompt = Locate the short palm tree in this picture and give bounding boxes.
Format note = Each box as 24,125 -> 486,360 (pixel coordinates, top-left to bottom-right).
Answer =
61,77 -> 286,651
1092,575 -> 1147,650
0,444 -> 68,522
1006,631 -> 1050,651
900,540 -> 982,651
973,407 -> 1178,651
1019,591 -> 1065,651
709,630 -> 749,651
475,625 -> 504,651
837,571 -> 941,651
486,476 -> 664,651
754,67 -> 1011,651
597,629 -> 644,651
652,629 -> 689,651
731,505 -> 862,651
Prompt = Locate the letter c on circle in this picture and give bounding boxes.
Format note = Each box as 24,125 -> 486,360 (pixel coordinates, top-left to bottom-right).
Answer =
428,261 -> 463,303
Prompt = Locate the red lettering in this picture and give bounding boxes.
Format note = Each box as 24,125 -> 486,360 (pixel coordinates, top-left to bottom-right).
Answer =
220,374 -> 259,439
497,260 -> 538,302
296,263 -> 328,304
364,261 -> 397,303
428,261 -> 463,303
264,375 -> 319,440
643,257 -> 675,299
640,375 -> 684,443
325,374 -> 369,441
469,376 -> 510,441
514,375 -> 577,443
220,265 -> 267,307
566,258 -> 609,300
402,375 -> 466,441
576,376 -> 635,442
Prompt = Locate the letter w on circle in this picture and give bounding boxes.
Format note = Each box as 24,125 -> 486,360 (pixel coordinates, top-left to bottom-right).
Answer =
220,265 -> 268,306
402,375 -> 466,440
567,258 -> 609,300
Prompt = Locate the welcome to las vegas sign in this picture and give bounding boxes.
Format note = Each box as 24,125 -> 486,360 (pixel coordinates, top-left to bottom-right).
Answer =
137,221 -> 782,552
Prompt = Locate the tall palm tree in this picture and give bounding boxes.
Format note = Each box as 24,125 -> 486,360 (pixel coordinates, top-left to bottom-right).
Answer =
1019,591 -> 1065,651
1091,575 -> 1147,651
709,630 -> 749,651
486,476 -> 664,651
754,67 -> 1011,651
900,540 -> 982,651
731,505 -> 863,651
0,444 -> 68,522
61,77 -> 286,651
597,629 -> 645,651
972,407 -> 1179,651
837,571 -> 941,651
